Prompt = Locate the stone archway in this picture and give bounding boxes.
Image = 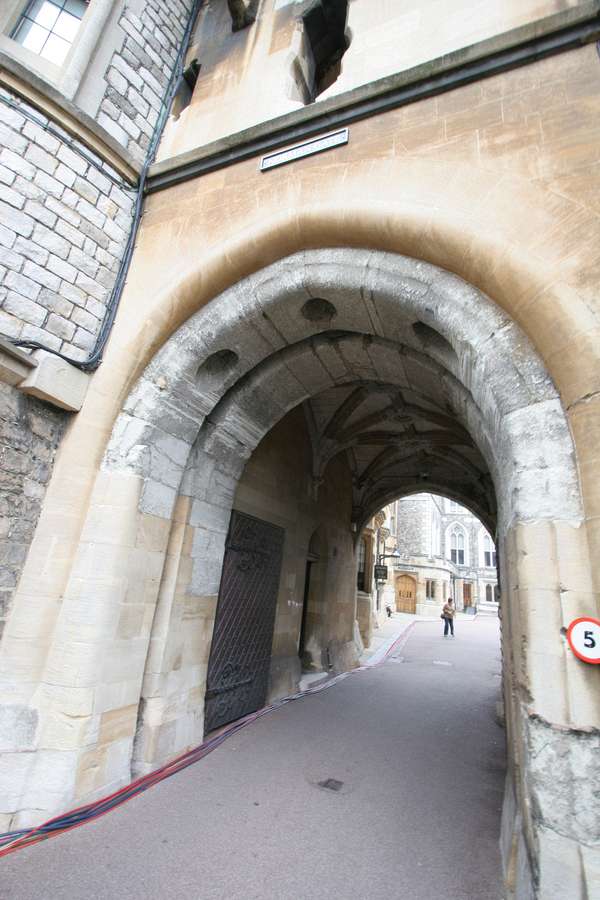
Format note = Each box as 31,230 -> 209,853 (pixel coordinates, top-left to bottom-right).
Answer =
106,250 -> 585,895
0,248 -> 596,898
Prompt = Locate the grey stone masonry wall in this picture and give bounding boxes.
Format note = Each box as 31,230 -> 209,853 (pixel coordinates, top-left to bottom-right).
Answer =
0,87 -> 134,362
0,381 -> 66,639
97,0 -> 196,162
395,494 -> 431,557
0,85 -> 136,630
0,0 -> 196,662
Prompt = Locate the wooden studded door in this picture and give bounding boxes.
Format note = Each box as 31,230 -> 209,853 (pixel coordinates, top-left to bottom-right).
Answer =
204,511 -> 285,734
463,582 -> 472,607
395,574 -> 416,614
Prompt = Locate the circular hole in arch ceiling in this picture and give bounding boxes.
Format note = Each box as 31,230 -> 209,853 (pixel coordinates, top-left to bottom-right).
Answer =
412,321 -> 456,358
301,297 -> 337,322
197,349 -> 239,378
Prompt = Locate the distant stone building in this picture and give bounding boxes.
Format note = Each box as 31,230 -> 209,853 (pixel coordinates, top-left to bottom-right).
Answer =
383,494 -> 499,616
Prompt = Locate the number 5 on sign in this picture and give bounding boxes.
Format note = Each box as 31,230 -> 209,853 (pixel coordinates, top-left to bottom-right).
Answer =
567,617 -> 600,664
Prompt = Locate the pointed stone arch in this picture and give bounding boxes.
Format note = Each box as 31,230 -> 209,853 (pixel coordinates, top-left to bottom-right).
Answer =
0,248 -> 595,900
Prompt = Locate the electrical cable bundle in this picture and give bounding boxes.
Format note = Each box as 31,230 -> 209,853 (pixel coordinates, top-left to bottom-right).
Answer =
0,623 -> 414,859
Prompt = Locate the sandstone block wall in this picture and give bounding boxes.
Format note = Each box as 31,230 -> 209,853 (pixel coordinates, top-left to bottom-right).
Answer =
131,403 -> 359,777
158,0 -> 590,157
0,87 -> 133,360
395,494 -> 430,557
0,86 -> 136,625
97,0 -> 195,161
0,0 -> 199,639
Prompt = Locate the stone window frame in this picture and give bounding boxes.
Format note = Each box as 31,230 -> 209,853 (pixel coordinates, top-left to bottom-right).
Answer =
481,531 -> 497,569
0,0 -> 116,101
11,0 -> 89,67
446,521 -> 468,566
451,530 -> 465,565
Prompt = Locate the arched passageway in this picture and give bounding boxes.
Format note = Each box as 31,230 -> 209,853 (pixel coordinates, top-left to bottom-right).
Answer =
1,249 -> 596,898
104,248 -> 588,895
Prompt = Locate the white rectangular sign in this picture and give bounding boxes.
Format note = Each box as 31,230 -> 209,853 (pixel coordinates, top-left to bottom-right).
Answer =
260,128 -> 349,172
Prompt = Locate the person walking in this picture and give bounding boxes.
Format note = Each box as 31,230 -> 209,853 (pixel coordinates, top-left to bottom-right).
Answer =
442,597 -> 455,637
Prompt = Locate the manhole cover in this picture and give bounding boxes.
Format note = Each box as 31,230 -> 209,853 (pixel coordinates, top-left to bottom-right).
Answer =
318,778 -> 344,792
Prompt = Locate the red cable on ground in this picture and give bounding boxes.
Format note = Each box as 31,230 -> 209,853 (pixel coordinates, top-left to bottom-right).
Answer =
0,622 -> 415,859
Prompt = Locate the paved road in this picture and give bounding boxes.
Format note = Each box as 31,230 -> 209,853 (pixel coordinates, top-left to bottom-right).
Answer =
3,619 -> 505,900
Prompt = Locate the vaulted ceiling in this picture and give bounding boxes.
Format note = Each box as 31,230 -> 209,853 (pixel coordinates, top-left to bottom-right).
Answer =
303,371 -> 494,532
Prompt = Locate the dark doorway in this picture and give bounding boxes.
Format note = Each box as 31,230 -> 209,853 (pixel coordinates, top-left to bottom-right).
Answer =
298,529 -> 325,671
204,511 -> 284,733
299,559 -> 313,667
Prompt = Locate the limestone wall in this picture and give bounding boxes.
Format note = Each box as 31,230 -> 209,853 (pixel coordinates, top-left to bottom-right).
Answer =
0,85 -> 134,629
131,404 -> 358,777
0,11 -> 599,897
0,87 -> 133,358
158,0 -> 592,157
95,0 -> 195,162
0,382 -> 65,639
1,0 -> 195,165
395,494 -> 431,557
0,0 -> 197,652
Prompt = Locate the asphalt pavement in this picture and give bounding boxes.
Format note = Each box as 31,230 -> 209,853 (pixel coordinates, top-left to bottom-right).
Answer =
2,618 -> 505,900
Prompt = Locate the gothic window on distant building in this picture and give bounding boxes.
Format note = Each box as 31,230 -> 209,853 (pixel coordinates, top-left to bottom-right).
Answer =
486,584 -> 493,603
12,0 -> 88,66
484,533 -> 497,568
450,529 -> 465,565
426,579 -> 436,599
357,538 -> 366,592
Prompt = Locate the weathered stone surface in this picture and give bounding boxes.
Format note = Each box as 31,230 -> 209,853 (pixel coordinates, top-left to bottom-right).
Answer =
0,705 -> 38,752
0,88 -> 134,358
0,382 -> 66,638
98,0 -> 194,162
526,715 -> 600,846
537,827 -> 587,900
0,16 -> 598,900
19,351 -> 90,412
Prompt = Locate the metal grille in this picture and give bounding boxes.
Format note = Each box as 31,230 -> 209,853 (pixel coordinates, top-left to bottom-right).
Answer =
204,511 -> 285,734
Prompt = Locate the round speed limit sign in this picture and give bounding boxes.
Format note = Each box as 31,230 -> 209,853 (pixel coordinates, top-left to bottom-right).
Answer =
567,617 -> 600,664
